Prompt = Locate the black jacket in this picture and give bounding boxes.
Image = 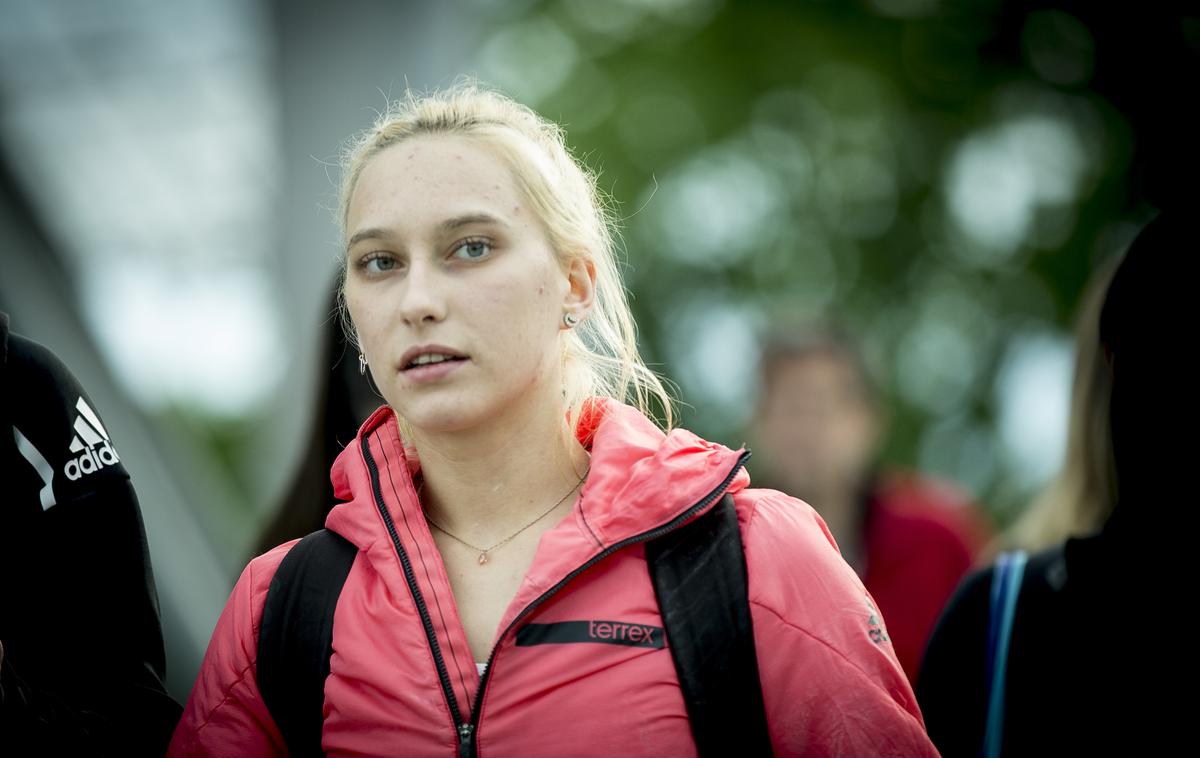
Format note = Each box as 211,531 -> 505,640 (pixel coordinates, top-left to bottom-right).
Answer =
0,311 -> 181,755
917,526 -> 1185,757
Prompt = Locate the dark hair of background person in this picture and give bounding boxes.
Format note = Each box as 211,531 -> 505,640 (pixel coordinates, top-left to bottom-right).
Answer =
757,325 -> 881,412
1096,206 -> 1190,536
916,205 -> 1194,756
253,282 -> 379,557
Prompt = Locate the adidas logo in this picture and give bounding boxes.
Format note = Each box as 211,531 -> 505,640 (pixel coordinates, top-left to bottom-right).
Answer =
64,397 -> 120,481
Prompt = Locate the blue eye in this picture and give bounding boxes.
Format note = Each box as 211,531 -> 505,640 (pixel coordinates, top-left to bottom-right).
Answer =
453,239 -> 491,260
359,253 -> 399,274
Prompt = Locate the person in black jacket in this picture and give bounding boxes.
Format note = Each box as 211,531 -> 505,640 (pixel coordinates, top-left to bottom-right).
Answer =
916,208 -> 1192,756
0,311 -> 181,755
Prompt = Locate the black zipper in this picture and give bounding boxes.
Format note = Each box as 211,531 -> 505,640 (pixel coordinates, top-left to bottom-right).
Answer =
360,436 -> 470,743
461,451 -> 751,758
363,431 -> 749,757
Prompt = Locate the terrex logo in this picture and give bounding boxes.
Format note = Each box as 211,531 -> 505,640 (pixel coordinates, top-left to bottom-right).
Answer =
587,620 -> 658,645
63,397 -> 120,481
516,620 -> 665,649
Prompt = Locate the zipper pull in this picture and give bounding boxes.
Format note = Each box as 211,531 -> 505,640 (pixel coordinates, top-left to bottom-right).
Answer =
457,723 -> 476,758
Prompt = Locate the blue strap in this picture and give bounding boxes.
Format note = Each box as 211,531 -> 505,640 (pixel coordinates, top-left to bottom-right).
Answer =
982,550 -> 1027,758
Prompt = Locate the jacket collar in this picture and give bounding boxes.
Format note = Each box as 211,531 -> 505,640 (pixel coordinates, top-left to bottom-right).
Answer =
326,398 -> 749,553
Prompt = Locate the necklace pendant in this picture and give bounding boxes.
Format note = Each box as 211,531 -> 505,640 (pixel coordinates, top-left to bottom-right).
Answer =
478,552 -> 489,565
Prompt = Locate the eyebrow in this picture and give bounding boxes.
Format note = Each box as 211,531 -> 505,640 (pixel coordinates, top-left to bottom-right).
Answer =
346,213 -> 510,252
439,212 -> 509,233
345,227 -> 391,251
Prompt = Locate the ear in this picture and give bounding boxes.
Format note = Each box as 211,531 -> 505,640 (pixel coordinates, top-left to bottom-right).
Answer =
562,255 -> 597,317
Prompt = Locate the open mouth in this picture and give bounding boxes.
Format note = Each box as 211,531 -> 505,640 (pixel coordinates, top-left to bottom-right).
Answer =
402,353 -> 468,371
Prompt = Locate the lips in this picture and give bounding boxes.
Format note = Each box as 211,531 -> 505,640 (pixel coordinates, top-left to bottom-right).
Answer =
399,344 -> 468,371
398,345 -> 469,383
405,353 -> 465,369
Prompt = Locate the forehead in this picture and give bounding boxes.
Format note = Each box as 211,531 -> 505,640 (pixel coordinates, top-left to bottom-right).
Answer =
346,135 -> 524,235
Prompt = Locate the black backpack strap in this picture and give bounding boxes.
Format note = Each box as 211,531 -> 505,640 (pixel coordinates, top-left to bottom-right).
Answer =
257,528 -> 357,758
646,494 -> 774,757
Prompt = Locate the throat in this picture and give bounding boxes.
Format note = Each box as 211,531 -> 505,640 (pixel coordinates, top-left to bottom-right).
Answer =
434,528 -> 544,663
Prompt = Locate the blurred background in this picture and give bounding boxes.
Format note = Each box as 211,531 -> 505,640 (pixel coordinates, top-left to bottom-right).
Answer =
1,0 -> 1195,698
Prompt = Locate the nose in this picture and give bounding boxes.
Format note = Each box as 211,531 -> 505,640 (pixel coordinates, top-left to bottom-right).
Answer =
397,259 -> 447,327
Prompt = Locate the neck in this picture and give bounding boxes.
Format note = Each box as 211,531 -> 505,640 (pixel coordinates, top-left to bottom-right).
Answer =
409,394 -> 590,545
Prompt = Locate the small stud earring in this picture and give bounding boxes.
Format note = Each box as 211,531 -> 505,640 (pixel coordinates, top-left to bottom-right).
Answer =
359,354 -> 368,375
563,312 -> 580,328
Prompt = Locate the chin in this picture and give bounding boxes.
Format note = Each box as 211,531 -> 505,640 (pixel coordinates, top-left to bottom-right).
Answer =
398,397 -> 496,436
395,370 -> 555,436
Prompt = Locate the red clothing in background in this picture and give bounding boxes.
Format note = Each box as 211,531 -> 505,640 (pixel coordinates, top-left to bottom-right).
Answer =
861,472 -> 991,681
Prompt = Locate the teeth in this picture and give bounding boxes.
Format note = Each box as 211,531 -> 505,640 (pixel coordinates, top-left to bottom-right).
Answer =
410,353 -> 455,367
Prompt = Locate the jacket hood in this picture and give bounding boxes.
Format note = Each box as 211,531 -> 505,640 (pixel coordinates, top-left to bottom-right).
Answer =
325,398 -> 749,554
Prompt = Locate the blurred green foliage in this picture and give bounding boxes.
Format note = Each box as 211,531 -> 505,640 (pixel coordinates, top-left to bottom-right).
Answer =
473,0 -> 1165,521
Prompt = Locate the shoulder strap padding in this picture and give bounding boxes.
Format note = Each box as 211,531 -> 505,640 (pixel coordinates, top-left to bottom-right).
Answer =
646,494 -> 774,757
257,528 -> 357,758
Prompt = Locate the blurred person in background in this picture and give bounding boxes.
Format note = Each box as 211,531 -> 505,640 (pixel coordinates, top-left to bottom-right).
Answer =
169,83 -> 937,757
750,326 -> 992,682
998,260 -> 1119,557
252,284 -> 381,559
916,208 -> 1190,756
0,311 -> 181,755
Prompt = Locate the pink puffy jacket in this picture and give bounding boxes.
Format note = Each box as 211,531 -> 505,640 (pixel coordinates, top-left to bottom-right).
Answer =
169,400 -> 937,757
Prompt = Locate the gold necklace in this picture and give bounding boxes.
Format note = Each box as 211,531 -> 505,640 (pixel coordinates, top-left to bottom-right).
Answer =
422,469 -> 588,565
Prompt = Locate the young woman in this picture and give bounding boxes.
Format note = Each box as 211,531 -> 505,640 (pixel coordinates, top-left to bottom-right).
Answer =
169,84 -> 935,757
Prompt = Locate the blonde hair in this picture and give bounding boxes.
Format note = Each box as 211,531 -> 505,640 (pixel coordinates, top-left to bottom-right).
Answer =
1006,260 -> 1119,552
336,81 -> 674,430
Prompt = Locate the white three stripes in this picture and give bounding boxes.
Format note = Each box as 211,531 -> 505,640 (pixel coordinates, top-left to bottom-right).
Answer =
68,397 -> 109,453
14,426 -> 56,510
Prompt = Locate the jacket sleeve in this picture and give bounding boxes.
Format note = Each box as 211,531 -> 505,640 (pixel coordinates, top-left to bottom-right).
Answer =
740,491 -> 939,757
0,323 -> 181,756
168,547 -> 292,758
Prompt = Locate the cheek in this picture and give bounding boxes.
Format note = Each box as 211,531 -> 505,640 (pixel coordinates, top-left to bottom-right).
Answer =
486,292 -> 559,364
344,289 -> 388,344
343,291 -> 368,331
342,289 -> 364,333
